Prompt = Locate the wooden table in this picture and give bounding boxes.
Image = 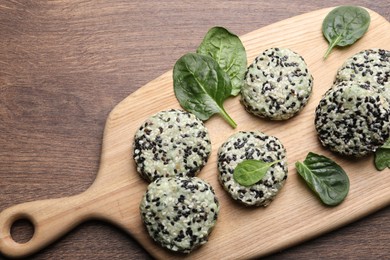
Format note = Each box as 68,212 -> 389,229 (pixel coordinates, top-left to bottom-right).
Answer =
0,1 -> 389,259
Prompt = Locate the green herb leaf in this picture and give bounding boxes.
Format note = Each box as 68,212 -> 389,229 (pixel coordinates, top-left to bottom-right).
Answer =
322,6 -> 370,59
233,159 -> 280,187
295,152 -> 349,206
374,139 -> 390,171
173,53 -> 237,128
197,27 -> 247,96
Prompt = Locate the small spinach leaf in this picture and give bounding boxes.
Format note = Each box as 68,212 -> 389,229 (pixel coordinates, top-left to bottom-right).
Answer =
374,139 -> 390,171
322,6 -> 370,59
295,152 -> 349,206
197,27 -> 247,96
173,53 -> 237,128
234,159 -> 280,187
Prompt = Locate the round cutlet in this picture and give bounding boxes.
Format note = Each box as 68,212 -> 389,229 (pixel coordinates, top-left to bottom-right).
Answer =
315,81 -> 390,157
133,109 -> 211,182
217,131 -> 288,207
335,48 -> 390,102
241,47 -> 313,120
140,177 -> 220,253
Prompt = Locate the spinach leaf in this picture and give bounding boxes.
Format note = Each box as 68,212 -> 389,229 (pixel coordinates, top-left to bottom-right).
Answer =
295,152 -> 349,206
374,139 -> 390,171
197,27 -> 247,96
173,53 -> 237,128
233,159 -> 280,187
322,6 -> 370,59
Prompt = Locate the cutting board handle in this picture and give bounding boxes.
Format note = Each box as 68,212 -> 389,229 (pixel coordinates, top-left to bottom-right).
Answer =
0,190 -> 97,258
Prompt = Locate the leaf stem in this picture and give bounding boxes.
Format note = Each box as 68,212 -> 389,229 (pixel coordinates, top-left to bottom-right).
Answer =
219,108 -> 237,128
323,35 -> 342,59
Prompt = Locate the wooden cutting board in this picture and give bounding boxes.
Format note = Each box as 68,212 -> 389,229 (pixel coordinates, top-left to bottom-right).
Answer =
0,7 -> 389,259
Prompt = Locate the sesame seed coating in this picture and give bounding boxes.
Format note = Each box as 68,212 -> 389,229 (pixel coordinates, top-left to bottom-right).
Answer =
335,49 -> 390,102
217,131 -> 288,207
133,109 -> 211,182
241,47 -> 313,120
315,81 -> 390,157
140,177 -> 220,253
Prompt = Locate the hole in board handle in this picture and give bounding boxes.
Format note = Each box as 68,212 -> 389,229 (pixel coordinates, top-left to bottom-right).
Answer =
10,218 -> 35,244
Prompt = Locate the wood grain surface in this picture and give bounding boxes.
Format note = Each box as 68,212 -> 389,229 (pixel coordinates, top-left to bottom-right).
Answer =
0,1 -> 389,259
